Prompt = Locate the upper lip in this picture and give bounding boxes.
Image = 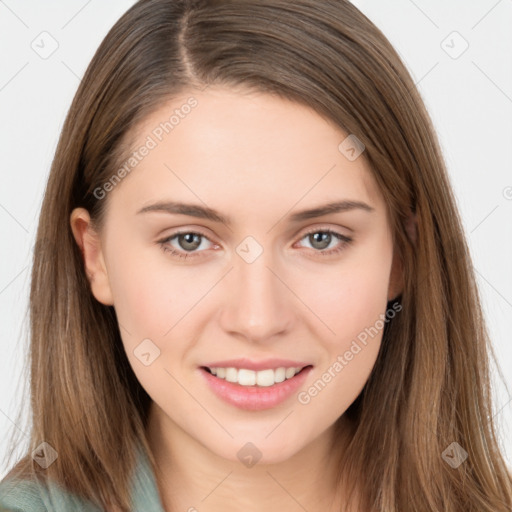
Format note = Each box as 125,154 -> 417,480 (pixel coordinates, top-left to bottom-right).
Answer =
201,358 -> 313,371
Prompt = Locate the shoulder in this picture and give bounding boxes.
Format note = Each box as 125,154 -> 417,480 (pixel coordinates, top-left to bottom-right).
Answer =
0,475 -> 102,512
0,475 -> 48,511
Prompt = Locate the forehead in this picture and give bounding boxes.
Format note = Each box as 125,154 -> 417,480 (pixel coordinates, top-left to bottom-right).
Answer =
109,86 -> 384,219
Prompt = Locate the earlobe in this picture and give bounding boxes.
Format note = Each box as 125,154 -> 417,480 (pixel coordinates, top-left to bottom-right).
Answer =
70,208 -> 114,306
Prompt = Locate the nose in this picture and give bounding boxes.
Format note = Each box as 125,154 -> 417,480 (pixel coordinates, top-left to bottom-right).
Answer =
218,246 -> 294,343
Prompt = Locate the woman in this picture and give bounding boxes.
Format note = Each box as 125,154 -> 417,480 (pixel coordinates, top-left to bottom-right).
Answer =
1,0 -> 511,511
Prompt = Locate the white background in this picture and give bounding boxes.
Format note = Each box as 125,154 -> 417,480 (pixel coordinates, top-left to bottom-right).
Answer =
0,0 -> 511,479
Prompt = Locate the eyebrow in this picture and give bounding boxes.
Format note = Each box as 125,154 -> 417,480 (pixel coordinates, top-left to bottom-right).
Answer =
136,199 -> 375,225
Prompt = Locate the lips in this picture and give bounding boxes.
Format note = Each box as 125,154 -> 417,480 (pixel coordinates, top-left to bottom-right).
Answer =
201,358 -> 312,372
199,364 -> 314,411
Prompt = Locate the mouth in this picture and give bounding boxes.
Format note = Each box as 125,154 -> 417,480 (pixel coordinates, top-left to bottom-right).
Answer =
199,364 -> 314,411
200,365 -> 313,388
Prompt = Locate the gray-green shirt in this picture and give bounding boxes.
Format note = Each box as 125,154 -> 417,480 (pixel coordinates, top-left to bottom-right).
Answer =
0,443 -> 165,511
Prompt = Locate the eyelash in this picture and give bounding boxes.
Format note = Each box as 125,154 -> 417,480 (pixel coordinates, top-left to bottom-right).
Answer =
158,227 -> 353,261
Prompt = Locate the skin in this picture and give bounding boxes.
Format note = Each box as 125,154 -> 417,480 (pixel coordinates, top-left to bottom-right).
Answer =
71,86 -> 406,512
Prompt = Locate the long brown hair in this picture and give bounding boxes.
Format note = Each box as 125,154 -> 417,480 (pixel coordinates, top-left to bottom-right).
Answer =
2,0 -> 511,510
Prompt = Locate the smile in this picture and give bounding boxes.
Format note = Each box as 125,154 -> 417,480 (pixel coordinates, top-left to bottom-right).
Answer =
199,365 -> 313,411
204,366 -> 307,387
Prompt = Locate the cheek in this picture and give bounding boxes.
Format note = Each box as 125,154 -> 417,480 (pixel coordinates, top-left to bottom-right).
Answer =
103,242 -> 185,359
109,267 -> 169,334
294,246 -> 392,410
300,250 -> 392,344
296,265 -> 389,418
106,253 -> 193,400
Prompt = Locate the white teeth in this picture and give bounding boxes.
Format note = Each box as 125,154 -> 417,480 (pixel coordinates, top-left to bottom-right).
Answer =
238,369 -> 256,386
208,366 -> 304,387
225,367 -> 238,383
285,367 -> 296,379
273,367 -> 286,383
257,369 -> 276,386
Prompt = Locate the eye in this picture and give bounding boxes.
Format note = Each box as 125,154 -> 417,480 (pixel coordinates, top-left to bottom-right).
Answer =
158,230 -> 216,260
295,227 -> 353,257
158,227 -> 353,261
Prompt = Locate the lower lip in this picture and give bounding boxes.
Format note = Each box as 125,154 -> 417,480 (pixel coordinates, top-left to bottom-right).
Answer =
199,366 -> 313,411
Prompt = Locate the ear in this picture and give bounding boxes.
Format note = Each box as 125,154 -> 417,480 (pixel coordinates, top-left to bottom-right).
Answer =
387,211 -> 417,301
70,208 -> 114,306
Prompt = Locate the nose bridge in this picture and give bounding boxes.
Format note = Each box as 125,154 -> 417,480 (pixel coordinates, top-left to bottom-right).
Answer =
220,236 -> 292,341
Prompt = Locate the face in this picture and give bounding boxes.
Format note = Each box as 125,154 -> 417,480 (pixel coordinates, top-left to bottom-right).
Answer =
71,86 -> 402,465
